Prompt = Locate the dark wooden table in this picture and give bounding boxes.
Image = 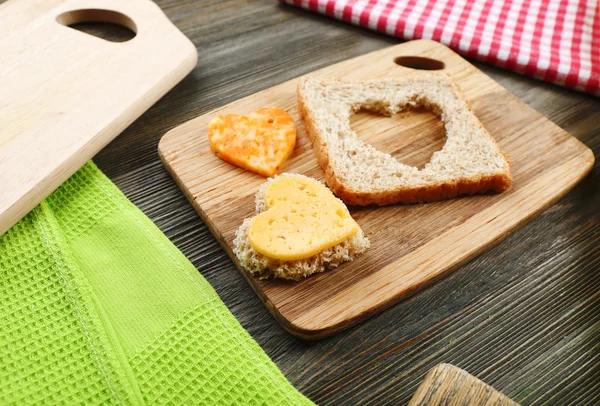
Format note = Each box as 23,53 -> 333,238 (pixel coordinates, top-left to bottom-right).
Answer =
91,1 -> 599,404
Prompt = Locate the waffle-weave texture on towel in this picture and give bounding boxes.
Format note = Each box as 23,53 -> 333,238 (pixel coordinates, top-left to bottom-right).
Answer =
0,161 -> 313,406
282,0 -> 600,96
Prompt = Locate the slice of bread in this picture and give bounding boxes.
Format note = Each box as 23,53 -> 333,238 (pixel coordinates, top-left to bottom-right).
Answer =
297,73 -> 513,206
233,173 -> 370,280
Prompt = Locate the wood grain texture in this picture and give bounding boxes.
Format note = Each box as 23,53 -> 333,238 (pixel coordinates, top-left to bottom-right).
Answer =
0,0 -> 197,236
409,364 -> 519,406
158,40 -> 594,339
3,0 -> 596,403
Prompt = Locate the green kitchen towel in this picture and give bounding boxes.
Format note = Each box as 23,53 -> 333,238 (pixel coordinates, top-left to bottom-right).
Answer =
0,162 -> 313,405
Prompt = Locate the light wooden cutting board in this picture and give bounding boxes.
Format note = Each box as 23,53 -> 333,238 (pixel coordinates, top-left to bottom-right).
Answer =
0,0 -> 197,235
159,40 -> 594,340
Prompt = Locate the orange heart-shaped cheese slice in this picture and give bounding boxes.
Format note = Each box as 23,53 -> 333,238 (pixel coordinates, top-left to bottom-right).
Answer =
208,107 -> 296,177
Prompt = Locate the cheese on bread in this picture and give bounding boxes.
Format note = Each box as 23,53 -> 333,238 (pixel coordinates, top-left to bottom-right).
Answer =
248,176 -> 358,261
234,174 -> 369,280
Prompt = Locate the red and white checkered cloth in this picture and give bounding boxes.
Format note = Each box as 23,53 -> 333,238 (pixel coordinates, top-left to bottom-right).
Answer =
282,0 -> 600,96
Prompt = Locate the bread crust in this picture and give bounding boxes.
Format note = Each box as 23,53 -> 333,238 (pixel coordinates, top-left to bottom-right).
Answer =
297,76 -> 513,206
326,171 -> 513,206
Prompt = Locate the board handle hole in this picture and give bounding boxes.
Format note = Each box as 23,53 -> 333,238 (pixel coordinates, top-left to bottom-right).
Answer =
394,56 -> 445,71
56,9 -> 136,43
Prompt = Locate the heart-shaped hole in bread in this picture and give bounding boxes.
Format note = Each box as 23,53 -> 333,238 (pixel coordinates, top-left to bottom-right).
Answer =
297,74 -> 512,205
350,107 -> 447,170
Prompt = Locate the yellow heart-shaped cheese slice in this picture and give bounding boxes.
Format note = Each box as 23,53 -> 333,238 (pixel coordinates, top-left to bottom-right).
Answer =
208,107 -> 296,177
248,176 -> 359,261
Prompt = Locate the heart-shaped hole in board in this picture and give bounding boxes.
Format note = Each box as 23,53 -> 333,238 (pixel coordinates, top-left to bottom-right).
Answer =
350,107 -> 447,170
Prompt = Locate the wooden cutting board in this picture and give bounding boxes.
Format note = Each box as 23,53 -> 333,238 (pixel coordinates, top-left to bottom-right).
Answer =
159,40 -> 594,340
409,364 -> 519,406
0,0 -> 197,236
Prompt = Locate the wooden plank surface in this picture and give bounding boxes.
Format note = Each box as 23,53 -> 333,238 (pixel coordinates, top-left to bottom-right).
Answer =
7,0 -> 597,404
158,40 -> 593,339
408,364 -> 519,406
0,0 -> 197,236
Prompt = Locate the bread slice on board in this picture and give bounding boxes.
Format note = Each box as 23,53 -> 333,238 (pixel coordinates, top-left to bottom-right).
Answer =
233,173 -> 370,280
297,74 -> 513,206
